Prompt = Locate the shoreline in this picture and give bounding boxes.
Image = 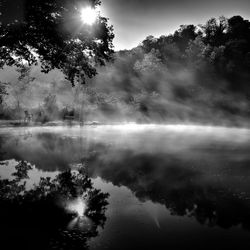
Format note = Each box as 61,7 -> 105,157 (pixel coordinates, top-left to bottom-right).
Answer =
0,119 -> 249,130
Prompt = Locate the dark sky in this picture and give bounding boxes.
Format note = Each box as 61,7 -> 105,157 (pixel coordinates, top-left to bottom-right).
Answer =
100,0 -> 250,50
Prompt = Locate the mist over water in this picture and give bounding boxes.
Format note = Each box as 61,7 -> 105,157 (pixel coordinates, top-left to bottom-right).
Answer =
1,124 -> 250,175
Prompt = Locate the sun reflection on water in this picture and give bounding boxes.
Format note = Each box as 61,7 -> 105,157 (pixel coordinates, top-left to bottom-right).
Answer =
66,198 -> 86,217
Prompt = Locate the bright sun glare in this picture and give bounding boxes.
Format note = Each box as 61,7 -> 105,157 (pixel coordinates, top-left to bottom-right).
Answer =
80,7 -> 98,25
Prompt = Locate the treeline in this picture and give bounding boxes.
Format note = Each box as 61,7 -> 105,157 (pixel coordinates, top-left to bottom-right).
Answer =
1,15 -> 250,125
91,15 -> 250,125
140,15 -> 250,93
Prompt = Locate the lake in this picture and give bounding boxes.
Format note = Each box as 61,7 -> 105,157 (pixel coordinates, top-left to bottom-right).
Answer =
1,124 -> 250,249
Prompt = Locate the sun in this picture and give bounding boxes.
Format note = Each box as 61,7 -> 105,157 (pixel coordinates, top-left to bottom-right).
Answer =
80,7 -> 98,25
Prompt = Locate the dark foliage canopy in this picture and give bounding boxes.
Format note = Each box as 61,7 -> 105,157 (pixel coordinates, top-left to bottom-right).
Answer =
0,0 -> 114,85
140,16 -> 250,92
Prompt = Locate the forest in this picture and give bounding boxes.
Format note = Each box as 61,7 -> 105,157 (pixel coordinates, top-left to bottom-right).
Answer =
1,15 -> 250,126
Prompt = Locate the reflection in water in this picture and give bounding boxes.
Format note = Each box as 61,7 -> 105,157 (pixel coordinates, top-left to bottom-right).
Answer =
87,150 -> 250,231
67,197 -> 87,217
1,126 -> 250,249
0,160 -> 109,250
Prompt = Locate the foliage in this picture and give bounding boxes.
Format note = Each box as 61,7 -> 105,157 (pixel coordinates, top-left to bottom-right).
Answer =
7,65 -> 35,109
0,0 -> 114,85
140,15 -> 250,80
43,94 -> 59,120
2,15 -> 250,125
0,81 -> 7,105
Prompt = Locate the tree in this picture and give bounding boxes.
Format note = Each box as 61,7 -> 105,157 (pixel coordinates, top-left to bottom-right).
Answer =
0,81 -> 7,117
141,35 -> 158,53
224,16 -> 250,72
227,16 -> 250,41
0,0 -> 114,85
0,81 -> 7,105
173,24 -> 198,52
201,17 -> 228,47
7,65 -> 35,109
43,93 -> 59,121
134,49 -> 162,73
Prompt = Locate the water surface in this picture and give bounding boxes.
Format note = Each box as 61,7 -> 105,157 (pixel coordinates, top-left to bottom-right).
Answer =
1,124 -> 250,249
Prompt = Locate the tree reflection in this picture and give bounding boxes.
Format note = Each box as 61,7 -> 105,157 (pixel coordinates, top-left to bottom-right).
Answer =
84,149 -> 250,232
2,132 -> 250,233
0,161 -> 109,250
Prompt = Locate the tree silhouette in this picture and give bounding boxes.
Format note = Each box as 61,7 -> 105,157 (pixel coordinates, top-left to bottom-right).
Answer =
0,0 -> 114,85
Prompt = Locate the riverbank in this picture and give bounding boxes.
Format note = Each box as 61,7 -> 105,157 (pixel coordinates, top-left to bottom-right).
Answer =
0,120 -> 103,127
0,119 -> 249,129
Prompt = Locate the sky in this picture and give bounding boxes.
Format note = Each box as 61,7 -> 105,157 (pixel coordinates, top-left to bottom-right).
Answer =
100,0 -> 250,50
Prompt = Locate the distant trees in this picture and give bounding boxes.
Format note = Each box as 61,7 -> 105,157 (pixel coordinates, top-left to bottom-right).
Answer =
173,24 -> 198,52
0,82 -> 7,104
201,17 -> 228,47
8,65 -> 35,109
0,0 -> 114,85
92,15 -> 250,124
43,94 -> 59,121
0,81 -> 7,116
0,65 -> 36,119
139,16 -> 250,92
1,14 -> 250,124
134,49 -> 162,73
